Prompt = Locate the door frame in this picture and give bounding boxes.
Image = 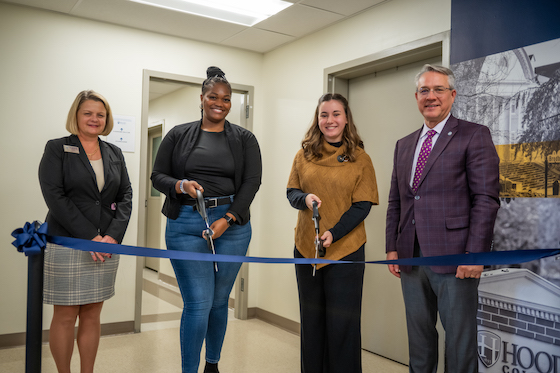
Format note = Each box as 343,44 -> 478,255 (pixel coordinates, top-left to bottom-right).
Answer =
324,32 -> 450,95
135,69 -> 255,332
145,122 -> 163,272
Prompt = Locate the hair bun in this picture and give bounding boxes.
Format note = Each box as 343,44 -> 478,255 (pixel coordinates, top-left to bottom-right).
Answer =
206,66 -> 225,79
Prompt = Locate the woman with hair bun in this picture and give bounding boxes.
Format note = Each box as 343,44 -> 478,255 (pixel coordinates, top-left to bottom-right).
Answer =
151,66 -> 262,373
287,93 -> 379,373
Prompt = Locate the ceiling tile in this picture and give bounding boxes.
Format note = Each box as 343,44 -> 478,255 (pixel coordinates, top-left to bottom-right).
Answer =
221,27 -> 295,53
255,4 -> 343,38
300,0 -> 386,17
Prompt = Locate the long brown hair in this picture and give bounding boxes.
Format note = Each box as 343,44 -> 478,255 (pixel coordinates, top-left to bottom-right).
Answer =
302,93 -> 364,161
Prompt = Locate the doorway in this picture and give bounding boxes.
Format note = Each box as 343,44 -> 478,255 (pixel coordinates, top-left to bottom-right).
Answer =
325,32 -> 448,370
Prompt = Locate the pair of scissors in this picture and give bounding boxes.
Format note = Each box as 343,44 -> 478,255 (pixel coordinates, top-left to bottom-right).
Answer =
312,200 -> 325,276
196,189 -> 218,272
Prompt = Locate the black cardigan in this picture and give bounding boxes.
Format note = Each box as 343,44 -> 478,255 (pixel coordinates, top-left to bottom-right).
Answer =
151,120 -> 262,225
38,135 -> 133,243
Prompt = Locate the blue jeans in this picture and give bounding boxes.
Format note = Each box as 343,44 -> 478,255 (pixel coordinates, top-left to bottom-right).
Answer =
166,203 -> 251,373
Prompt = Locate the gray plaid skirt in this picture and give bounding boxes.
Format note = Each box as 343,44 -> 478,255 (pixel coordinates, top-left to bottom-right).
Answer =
43,243 -> 119,305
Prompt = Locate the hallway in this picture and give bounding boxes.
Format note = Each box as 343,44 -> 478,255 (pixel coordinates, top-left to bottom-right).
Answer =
0,269 -> 408,372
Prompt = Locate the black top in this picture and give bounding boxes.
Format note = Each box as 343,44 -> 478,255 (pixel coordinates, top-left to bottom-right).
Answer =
286,141 -> 372,243
151,120 -> 262,224
38,135 -> 133,243
183,130 -> 235,198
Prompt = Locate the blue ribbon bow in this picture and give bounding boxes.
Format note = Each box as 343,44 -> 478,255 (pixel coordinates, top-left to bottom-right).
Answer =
11,221 -> 49,256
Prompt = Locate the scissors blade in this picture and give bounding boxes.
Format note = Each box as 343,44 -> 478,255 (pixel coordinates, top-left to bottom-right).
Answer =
313,247 -> 317,276
204,230 -> 218,272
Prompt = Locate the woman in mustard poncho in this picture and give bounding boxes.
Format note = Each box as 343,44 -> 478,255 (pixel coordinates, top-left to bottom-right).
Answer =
287,93 -> 378,373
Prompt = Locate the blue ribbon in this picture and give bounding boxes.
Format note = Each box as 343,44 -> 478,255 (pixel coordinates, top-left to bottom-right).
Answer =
375,249 -> 560,266
11,221 -> 49,256
11,222 -> 560,266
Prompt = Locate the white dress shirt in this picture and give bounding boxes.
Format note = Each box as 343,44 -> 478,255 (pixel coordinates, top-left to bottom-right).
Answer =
409,113 -> 451,188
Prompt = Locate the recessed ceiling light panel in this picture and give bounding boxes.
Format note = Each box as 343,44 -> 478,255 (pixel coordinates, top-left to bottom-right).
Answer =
129,0 -> 293,26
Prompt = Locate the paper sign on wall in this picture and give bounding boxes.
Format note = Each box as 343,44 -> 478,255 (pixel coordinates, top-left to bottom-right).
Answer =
106,114 -> 135,153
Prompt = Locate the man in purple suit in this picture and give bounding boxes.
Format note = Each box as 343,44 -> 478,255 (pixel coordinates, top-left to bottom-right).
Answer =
385,64 -> 500,373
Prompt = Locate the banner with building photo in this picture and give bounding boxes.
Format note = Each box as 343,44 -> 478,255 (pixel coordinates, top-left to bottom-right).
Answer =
450,1 -> 560,371
451,36 -> 560,273
451,37 -> 560,373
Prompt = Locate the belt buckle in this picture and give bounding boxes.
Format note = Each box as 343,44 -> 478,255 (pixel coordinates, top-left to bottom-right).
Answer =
206,198 -> 218,208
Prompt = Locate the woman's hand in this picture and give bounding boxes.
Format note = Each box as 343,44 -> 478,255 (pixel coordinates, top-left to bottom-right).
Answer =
206,214 -> 236,240
101,235 -> 117,244
207,219 -> 227,240
305,193 -> 321,210
176,179 -> 204,199
89,235 -> 115,262
320,230 -> 333,248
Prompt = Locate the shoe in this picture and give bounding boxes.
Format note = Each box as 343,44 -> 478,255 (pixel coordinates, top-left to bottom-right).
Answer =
204,362 -> 219,373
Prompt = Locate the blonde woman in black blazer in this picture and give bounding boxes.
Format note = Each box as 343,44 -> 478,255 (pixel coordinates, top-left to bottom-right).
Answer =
39,90 -> 132,373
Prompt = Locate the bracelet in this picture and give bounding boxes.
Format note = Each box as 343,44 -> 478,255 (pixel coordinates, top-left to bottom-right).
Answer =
179,179 -> 188,194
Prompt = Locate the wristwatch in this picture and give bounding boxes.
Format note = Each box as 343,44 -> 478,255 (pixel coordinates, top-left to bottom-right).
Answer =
224,215 -> 235,227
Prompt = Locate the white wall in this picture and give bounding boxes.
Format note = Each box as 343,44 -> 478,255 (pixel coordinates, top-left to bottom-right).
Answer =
0,0 -> 451,337
0,2 -> 262,335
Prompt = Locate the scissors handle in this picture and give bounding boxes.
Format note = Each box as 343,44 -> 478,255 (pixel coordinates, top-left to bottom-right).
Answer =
196,189 -> 209,222
312,201 -> 321,230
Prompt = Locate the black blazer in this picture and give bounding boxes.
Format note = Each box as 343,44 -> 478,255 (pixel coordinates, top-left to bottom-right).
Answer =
39,135 -> 133,243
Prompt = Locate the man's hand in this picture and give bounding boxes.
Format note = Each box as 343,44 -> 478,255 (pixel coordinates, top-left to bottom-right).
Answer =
456,265 -> 483,279
386,251 -> 400,278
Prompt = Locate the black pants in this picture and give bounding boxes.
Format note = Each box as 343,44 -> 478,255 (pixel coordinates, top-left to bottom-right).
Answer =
294,246 -> 365,373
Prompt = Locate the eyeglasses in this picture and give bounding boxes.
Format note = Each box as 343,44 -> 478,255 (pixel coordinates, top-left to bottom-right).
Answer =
417,87 -> 453,96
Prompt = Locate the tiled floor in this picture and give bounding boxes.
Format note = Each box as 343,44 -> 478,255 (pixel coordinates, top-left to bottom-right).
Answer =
0,270 -> 408,372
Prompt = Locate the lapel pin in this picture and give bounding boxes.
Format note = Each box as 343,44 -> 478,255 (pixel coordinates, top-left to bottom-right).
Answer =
448,131 -> 452,136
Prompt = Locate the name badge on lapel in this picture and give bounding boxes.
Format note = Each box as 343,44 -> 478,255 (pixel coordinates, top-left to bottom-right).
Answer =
63,145 -> 80,154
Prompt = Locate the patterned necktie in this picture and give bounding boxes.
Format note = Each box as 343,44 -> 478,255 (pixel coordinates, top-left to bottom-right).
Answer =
412,130 -> 437,192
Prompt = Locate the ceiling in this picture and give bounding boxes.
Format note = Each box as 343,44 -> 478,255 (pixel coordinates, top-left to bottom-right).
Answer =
2,0 -> 387,53
149,78 -> 194,101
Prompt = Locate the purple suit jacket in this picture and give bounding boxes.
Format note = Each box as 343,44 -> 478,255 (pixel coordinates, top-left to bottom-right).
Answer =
385,115 -> 500,274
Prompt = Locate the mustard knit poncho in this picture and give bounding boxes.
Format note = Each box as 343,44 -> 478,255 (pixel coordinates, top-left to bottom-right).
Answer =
287,142 -> 379,269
